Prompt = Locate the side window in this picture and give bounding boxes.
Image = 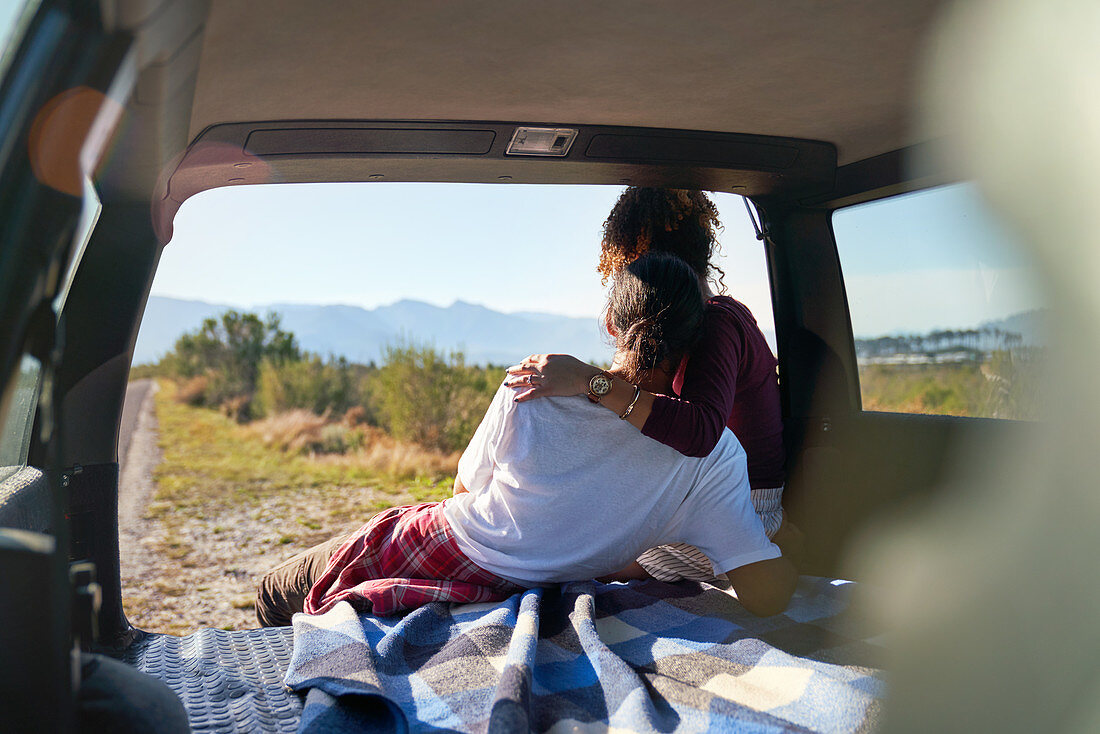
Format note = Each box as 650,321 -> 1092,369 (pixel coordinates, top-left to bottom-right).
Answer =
0,355 -> 41,482
0,1 -> 32,75
833,183 -> 1046,420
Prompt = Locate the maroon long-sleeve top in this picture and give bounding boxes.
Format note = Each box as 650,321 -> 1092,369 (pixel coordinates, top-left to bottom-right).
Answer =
642,296 -> 786,489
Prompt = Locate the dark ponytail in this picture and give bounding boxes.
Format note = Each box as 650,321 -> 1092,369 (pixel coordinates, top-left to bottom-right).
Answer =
607,252 -> 705,382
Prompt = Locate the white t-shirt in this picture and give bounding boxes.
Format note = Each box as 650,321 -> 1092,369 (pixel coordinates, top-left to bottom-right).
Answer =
444,383 -> 780,587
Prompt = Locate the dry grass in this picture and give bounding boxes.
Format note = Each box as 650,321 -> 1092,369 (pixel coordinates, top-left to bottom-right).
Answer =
248,409 -> 332,452
121,380 -> 454,635
248,408 -> 460,478
175,375 -> 209,405
351,438 -> 459,479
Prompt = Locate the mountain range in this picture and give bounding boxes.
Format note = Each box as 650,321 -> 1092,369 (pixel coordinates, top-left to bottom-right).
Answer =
139,296 -> 1033,368
134,296 -> 616,366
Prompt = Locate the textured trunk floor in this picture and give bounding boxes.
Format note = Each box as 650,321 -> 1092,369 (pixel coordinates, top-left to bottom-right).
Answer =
114,626 -> 302,733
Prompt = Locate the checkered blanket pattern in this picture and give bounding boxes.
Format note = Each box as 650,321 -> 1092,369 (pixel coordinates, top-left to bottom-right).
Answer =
304,502 -> 521,617
285,576 -> 885,733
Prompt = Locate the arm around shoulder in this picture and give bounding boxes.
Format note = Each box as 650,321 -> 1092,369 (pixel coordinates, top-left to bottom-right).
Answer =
724,554 -> 797,617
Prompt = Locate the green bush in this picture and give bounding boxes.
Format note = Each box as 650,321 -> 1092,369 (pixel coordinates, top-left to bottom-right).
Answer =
153,311 -> 504,453
254,355 -> 363,419
372,340 -> 501,453
316,424 -> 366,454
161,310 -> 300,420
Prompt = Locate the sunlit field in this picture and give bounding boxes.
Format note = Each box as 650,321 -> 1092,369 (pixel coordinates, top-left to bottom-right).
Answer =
122,380 -> 456,635
859,350 -> 1044,420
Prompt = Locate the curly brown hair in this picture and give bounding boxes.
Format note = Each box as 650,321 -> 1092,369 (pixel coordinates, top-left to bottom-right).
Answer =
598,188 -> 725,290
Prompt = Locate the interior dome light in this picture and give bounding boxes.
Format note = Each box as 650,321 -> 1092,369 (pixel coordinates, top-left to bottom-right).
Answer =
506,127 -> 577,156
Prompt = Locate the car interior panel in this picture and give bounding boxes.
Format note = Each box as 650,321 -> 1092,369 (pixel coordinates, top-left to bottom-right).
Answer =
0,0 -> 1070,731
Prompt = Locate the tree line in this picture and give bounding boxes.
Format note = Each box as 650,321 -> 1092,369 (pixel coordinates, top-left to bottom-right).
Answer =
131,310 -> 503,454
856,328 -> 1027,359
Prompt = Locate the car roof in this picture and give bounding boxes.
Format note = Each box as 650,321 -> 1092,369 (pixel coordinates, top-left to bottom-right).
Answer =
189,0 -> 943,166
100,0 -> 949,214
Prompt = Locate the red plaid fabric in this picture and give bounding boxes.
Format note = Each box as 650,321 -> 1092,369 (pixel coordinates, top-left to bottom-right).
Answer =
303,501 -> 521,617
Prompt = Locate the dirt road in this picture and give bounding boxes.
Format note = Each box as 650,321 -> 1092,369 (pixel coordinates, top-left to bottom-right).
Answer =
118,379 -> 153,477
115,379 -> 433,633
117,379 -> 161,606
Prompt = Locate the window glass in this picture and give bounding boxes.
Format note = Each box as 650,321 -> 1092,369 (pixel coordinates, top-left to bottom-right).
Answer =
140,184 -> 773,366
54,177 -> 100,313
0,0 -> 36,82
0,354 -> 41,482
833,182 -> 1046,420
0,176 -> 96,482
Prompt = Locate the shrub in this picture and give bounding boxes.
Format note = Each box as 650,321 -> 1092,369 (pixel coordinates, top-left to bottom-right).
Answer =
372,341 -> 501,453
254,355 -> 359,419
165,310 -> 300,419
348,429 -> 459,479
158,313 -> 503,460
317,424 -> 359,454
248,409 -> 330,453
247,410 -> 370,455
175,376 -> 210,406
342,405 -> 367,427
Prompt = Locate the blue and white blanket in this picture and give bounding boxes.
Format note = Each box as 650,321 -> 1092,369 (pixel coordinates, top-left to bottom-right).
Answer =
285,577 -> 884,733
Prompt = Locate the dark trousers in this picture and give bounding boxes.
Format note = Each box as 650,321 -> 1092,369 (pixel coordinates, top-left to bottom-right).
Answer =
255,534 -> 349,627
78,653 -> 190,733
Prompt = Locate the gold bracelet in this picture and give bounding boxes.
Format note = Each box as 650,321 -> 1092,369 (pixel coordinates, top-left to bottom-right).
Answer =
619,384 -> 642,420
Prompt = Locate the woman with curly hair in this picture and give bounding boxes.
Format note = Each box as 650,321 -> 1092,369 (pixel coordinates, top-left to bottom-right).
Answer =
506,187 -> 798,583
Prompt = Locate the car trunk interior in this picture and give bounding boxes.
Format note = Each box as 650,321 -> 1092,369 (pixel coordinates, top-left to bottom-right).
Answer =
2,0 -> 1023,729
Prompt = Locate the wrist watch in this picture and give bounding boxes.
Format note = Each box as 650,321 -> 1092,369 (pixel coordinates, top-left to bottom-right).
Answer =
586,370 -> 613,403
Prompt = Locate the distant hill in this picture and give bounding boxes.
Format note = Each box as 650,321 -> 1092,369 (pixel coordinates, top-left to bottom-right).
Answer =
980,309 -> 1047,346
134,296 -> 614,366
855,308 -> 1047,361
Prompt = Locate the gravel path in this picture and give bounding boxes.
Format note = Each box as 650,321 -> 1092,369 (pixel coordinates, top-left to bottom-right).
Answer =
118,379 -> 265,634
117,379 -> 165,627
119,379 -> 158,536
116,380 -> 415,634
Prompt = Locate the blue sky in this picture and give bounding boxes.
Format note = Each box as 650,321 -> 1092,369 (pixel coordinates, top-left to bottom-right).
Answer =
833,183 -> 1046,336
155,184 -> 774,324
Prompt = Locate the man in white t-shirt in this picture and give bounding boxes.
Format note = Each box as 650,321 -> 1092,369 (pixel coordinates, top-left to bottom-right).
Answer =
261,375 -> 796,624
444,382 -> 796,617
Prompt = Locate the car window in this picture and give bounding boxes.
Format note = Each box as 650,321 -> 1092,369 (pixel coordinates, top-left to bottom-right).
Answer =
833,182 -> 1047,420
0,174 -> 98,482
0,0 -> 48,482
141,183 -> 775,365
0,0 -> 34,80
0,355 -> 41,482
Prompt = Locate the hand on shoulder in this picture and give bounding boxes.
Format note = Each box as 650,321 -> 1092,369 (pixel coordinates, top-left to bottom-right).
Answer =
505,354 -> 598,402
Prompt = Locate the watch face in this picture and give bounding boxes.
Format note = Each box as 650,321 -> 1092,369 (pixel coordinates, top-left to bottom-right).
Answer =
591,374 -> 612,396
